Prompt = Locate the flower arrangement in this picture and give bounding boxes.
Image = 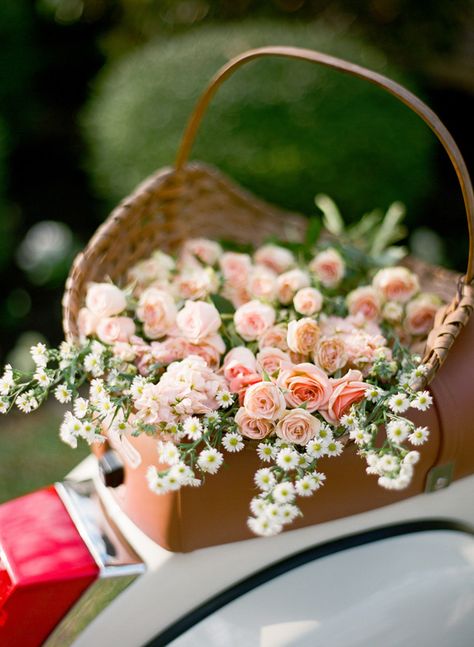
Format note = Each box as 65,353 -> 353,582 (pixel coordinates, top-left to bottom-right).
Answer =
0,197 -> 442,537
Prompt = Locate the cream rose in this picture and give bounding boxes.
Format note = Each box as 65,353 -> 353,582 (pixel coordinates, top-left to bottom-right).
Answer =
127,252 -> 175,286
346,286 -> 381,321
315,337 -> 348,374
86,283 -> 127,318
182,238 -> 222,265
258,324 -> 289,351
404,293 -> 441,336
382,301 -> 404,323
277,363 -> 332,412
256,347 -> 292,377
77,307 -> 100,339
219,252 -> 252,287
287,318 -> 320,355
373,267 -> 419,303
276,269 -> 310,305
223,346 -> 257,381
321,369 -> 368,424
96,316 -> 136,344
247,266 -> 277,301
176,300 -> 221,342
293,287 -> 323,316
254,244 -> 295,274
276,409 -> 321,445
174,268 -> 218,300
235,407 -> 275,440
234,300 -> 276,341
309,248 -> 345,288
137,287 -> 177,339
243,381 -> 286,420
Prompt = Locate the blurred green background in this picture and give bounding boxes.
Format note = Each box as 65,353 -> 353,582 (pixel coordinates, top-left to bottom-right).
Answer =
0,0 -> 473,500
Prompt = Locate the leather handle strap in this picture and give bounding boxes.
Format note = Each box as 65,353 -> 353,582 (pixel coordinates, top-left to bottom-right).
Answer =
175,46 -> 474,283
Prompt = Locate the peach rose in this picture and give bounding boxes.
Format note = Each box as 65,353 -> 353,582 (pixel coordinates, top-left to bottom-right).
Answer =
373,267 -> 419,303
247,266 -> 277,301
86,283 -> 127,318
223,346 -> 257,381
277,363 -> 332,412
219,252 -> 252,287
187,334 -> 226,369
256,347 -> 292,377
276,269 -> 310,305
235,407 -> 274,440
346,286 -> 381,321
287,318 -> 320,355
321,369 -> 367,424
309,248 -> 345,288
181,238 -> 222,265
234,300 -> 276,341
243,381 -> 286,420
404,293 -> 441,336
293,287 -> 323,316
174,268 -> 218,300
77,307 -> 100,339
96,316 -> 136,344
258,324 -> 289,351
254,244 -> 295,274
229,373 -> 262,404
176,300 -> 221,342
276,409 -> 321,445
150,337 -> 189,365
315,337 -> 348,374
137,287 -> 177,339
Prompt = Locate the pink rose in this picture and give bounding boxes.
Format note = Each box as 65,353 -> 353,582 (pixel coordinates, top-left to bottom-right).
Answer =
404,293 -> 441,336
346,286 -> 381,321
187,334 -> 226,369
77,307 -> 100,339
181,238 -> 222,265
234,300 -> 276,341
293,287 -> 323,316
247,266 -> 277,301
309,248 -> 345,288
235,407 -> 274,440
373,267 -> 419,303
86,282 -> 127,318
315,337 -> 348,374
243,381 -> 286,420
254,244 -> 295,274
137,287 -> 177,339
321,369 -> 368,424
150,337 -> 189,365
219,252 -> 252,287
287,318 -> 320,355
276,409 -> 321,445
277,363 -> 331,412
258,324 -> 289,351
174,268 -> 218,300
276,269 -> 310,305
223,347 -> 257,381
256,347 -> 292,377
127,252 -> 175,286
176,300 -> 221,342
96,316 -> 136,344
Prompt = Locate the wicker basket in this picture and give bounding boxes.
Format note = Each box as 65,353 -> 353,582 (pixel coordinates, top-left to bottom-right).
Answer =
63,47 -> 474,551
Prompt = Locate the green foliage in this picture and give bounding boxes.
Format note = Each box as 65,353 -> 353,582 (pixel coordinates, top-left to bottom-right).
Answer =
82,20 -> 435,219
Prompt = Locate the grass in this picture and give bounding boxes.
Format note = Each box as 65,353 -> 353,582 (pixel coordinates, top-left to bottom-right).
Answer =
0,403 -> 89,503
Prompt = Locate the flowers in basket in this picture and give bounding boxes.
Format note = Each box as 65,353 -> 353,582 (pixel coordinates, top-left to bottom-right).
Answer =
0,197 -> 443,537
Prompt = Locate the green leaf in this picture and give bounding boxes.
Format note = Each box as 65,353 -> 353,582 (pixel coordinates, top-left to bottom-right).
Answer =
304,216 -> 322,250
315,194 -> 344,236
370,201 -> 406,256
210,293 -> 235,314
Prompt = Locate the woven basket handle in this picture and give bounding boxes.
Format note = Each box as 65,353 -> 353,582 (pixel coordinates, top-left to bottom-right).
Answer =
175,46 -> 474,283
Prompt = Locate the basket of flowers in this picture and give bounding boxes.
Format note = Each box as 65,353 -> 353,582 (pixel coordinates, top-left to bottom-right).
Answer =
2,47 -> 473,552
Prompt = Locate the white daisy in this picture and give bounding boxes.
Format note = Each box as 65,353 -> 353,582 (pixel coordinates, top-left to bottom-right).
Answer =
257,442 -> 276,462
250,497 -> 268,516
84,353 -> 104,377
295,475 -> 317,496
30,343 -> 48,367
91,340 -> 106,356
130,376 -> 148,399
89,378 -> 105,402
388,392 -> 410,413
403,450 -> 420,466
197,448 -> 224,474
146,467 -> 168,494
204,411 -> 220,425
247,516 -> 282,537
168,463 -> 197,486
16,390 -> 39,413
272,482 -> 296,504
386,419 -> 410,443
216,390 -> 234,408
96,396 -> 113,416
378,453 -> 399,473
34,368 -> 50,387
55,383 -> 72,404
305,438 -> 328,459
325,440 -> 343,457
276,448 -> 300,471
183,416 -> 203,441
263,503 -> 286,524
80,420 -> 102,444
0,377 -> 12,396
162,472 -> 182,492
254,468 -> 276,491
157,441 -> 180,465
59,420 -> 78,448
317,425 -> 333,442
409,426 -> 430,446
279,504 -> 300,525
349,427 -> 371,445
222,432 -> 244,453
365,386 -> 383,402
73,397 -> 89,419
411,390 -> 432,411
310,471 -> 326,489
0,398 -> 9,414
340,413 -> 357,429
59,341 -> 75,361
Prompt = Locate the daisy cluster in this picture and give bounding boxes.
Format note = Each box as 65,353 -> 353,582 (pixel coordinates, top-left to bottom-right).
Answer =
0,233 -> 440,538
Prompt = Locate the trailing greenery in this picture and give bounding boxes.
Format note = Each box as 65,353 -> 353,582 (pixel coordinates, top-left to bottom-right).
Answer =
82,20 -> 434,219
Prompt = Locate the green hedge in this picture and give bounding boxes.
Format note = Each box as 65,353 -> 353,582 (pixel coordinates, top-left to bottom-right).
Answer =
82,20 -> 434,220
